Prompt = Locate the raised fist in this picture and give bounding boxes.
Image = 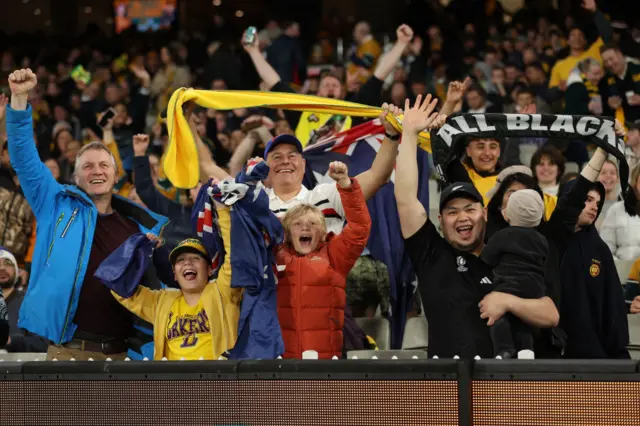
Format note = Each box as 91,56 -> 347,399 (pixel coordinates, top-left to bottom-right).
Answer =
133,133 -> 150,157
328,161 -> 351,188
396,24 -> 414,45
8,69 -> 37,97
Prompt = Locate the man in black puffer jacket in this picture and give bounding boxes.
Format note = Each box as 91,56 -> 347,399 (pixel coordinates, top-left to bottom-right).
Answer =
558,177 -> 630,359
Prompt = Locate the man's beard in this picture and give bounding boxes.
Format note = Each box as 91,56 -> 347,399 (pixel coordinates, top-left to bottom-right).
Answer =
0,280 -> 14,290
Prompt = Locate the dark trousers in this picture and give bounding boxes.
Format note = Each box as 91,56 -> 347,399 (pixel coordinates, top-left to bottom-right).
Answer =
490,313 -> 534,357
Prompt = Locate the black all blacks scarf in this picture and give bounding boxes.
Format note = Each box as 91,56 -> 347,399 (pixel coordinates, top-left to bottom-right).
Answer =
430,113 -> 630,196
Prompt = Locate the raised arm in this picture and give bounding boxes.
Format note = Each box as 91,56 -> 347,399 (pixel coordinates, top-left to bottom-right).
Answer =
355,103 -> 401,200
440,78 -> 471,116
132,134 -> 184,217
395,95 -> 443,238
99,111 -> 126,182
373,25 -> 414,81
7,69 -> 63,217
582,0 -> 613,44
229,118 -> 272,176
213,203 -> 243,310
188,110 -> 230,182
326,162 -> 372,276
242,30 -> 281,90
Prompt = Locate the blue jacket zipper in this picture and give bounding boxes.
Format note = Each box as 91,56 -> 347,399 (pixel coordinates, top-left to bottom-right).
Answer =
61,208 -> 79,238
58,210 -> 91,344
46,213 -> 65,264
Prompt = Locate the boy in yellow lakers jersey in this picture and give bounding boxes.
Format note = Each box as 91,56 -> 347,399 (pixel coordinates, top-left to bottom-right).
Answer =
110,206 -> 241,360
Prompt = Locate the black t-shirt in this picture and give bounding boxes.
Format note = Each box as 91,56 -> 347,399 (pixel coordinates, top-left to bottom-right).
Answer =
74,211 -> 140,340
404,220 -> 495,359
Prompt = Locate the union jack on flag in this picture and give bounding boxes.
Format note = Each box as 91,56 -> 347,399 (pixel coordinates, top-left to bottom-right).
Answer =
194,184 -> 223,278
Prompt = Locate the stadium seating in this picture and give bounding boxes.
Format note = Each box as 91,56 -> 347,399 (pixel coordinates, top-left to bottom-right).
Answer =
355,317 -> 391,350
401,315 -> 429,350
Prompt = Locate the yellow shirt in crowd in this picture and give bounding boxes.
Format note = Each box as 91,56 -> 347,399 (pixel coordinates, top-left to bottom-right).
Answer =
165,297 -> 213,360
464,164 -> 499,205
629,258 -> 640,282
464,164 -> 557,220
549,38 -> 604,88
347,36 -> 382,76
294,111 -> 352,147
111,207 -> 242,360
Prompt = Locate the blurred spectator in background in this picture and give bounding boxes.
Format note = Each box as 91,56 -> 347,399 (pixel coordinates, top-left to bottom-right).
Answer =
524,62 -> 551,104
0,247 -> 47,353
600,163 -> 640,261
596,159 -> 620,230
150,44 -> 191,115
463,84 -> 501,114
531,145 -> 565,197
266,21 -> 306,87
0,95 -> 34,269
259,20 -> 282,50
505,86 -> 551,114
0,249 -> 10,349
626,121 -> 640,173
547,0 -> 612,98
348,21 -> 382,81
565,57 -> 604,116
599,44 -> 640,124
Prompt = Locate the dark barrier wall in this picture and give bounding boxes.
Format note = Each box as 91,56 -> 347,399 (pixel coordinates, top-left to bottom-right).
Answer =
1,360 -> 639,425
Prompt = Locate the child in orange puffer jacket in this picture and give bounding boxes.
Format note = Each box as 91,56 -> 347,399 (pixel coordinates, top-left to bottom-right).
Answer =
275,161 -> 371,359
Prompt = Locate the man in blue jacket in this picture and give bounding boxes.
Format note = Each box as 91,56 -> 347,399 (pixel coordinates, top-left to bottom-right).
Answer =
6,68 -> 168,360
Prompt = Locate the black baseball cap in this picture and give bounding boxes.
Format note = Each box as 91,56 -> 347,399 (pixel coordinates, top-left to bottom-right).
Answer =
264,134 -> 303,158
439,183 -> 484,213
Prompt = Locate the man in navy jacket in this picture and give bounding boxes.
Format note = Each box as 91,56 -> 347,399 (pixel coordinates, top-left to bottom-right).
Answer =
6,69 -> 168,360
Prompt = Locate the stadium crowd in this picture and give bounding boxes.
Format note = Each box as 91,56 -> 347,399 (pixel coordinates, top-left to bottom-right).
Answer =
0,0 -> 639,361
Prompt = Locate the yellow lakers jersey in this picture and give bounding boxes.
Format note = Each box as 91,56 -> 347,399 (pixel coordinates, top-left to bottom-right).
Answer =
165,297 -> 214,360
